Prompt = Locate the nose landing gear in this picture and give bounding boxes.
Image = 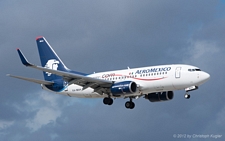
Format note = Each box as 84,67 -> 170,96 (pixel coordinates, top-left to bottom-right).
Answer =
184,93 -> 190,99
184,86 -> 198,99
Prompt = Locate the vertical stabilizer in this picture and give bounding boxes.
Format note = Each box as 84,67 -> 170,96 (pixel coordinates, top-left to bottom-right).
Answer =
36,36 -> 68,81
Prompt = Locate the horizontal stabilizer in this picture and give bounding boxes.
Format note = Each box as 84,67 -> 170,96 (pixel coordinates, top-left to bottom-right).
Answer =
7,74 -> 53,85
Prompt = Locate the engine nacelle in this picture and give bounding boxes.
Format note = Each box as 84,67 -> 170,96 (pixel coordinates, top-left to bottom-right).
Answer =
111,81 -> 137,96
146,91 -> 174,102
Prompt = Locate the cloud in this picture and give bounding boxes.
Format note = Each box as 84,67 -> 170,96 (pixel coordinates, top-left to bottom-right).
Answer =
26,107 -> 61,132
23,92 -> 62,132
216,106 -> 225,125
187,40 -> 219,60
0,120 -> 14,130
182,40 -> 220,68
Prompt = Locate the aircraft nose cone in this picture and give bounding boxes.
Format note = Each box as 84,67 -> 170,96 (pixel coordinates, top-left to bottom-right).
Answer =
197,72 -> 210,85
202,72 -> 210,82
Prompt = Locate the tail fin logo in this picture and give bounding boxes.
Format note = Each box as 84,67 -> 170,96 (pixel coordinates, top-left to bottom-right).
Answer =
45,59 -> 60,76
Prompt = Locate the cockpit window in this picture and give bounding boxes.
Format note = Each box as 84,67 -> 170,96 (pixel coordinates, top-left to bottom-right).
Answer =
188,68 -> 201,72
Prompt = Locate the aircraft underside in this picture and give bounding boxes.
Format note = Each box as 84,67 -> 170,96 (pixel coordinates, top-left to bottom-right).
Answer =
42,84 -> 199,109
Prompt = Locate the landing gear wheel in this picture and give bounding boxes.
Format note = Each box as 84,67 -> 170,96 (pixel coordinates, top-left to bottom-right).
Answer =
125,101 -> 131,108
125,101 -> 135,109
108,98 -> 113,105
130,102 -> 135,109
184,94 -> 190,99
103,97 -> 113,105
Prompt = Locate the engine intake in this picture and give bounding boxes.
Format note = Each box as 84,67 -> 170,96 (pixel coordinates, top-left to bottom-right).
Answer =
146,91 -> 174,102
111,81 -> 137,96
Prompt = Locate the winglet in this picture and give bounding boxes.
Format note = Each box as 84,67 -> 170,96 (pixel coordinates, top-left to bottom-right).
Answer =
17,49 -> 33,66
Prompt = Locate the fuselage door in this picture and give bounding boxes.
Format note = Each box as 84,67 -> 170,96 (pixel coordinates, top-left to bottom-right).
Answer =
175,67 -> 181,78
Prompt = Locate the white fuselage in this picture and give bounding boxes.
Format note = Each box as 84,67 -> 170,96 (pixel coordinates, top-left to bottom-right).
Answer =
42,64 -> 210,98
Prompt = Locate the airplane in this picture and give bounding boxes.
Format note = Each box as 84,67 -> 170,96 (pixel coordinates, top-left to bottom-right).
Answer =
7,36 -> 210,109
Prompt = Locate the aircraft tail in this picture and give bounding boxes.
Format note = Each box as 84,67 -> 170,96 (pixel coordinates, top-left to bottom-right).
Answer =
36,36 -> 69,81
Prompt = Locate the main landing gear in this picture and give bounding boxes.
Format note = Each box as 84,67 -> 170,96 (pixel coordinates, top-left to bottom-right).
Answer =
125,98 -> 135,109
103,97 -> 136,109
103,97 -> 113,105
125,101 -> 135,109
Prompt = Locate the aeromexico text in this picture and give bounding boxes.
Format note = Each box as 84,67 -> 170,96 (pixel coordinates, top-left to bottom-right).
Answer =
101,67 -> 171,78
135,67 -> 171,74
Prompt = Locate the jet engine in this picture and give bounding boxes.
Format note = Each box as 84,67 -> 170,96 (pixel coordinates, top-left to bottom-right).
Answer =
146,91 -> 174,102
111,81 -> 137,96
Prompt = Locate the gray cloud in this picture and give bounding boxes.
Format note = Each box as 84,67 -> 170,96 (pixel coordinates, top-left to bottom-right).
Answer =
1,0 -> 225,141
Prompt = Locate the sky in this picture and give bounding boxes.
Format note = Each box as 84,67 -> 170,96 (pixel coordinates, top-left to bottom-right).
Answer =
1,0 -> 225,140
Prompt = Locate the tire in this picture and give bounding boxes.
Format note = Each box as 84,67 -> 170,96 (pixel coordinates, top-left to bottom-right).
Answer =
103,97 -> 113,105
125,101 -> 135,109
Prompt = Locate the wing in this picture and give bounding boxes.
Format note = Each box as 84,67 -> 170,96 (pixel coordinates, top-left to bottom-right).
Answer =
7,74 -> 54,85
17,49 -> 113,94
